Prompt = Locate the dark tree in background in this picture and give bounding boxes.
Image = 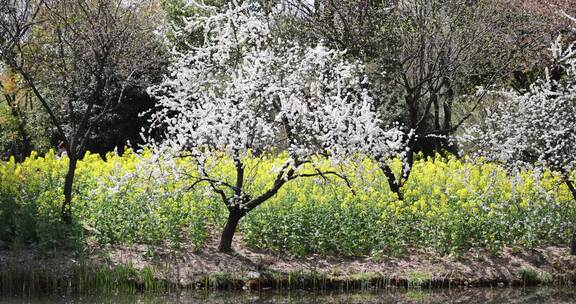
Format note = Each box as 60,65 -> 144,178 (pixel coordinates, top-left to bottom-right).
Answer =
84,88 -> 158,157
281,0 -> 557,199
0,0 -> 166,222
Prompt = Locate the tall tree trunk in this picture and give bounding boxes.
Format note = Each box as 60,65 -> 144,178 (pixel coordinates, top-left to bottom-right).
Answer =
563,177 -> 576,255
571,228 -> 576,256
442,85 -> 458,156
381,164 -> 403,200
4,94 -> 32,161
61,156 -> 77,224
15,117 -> 31,161
218,208 -> 243,253
432,93 -> 441,155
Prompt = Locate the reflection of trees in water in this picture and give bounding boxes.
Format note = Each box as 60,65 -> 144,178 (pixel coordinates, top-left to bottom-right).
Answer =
322,288 -> 574,304
392,287 -> 576,304
1,288 -> 574,303
204,288 -> 576,303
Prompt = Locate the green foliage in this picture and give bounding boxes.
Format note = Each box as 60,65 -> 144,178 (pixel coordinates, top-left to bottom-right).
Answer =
73,150 -> 224,248
0,151 -> 80,251
0,152 -> 574,256
0,150 -> 224,251
407,271 -> 432,288
159,0 -> 225,49
518,267 -> 553,285
0,103 -> 51,159
0,105 -> 19,150
241,156 -> 576,256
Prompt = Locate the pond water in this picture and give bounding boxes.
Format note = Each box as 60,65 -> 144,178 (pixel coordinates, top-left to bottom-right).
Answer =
1,288 -> 575,303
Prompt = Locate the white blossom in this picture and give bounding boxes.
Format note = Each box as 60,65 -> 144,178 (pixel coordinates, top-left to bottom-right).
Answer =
461,33 -> 576,178
145,0 -> 403,210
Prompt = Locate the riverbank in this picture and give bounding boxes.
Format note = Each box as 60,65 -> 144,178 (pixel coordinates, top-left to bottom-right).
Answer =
1,238 -> 575,295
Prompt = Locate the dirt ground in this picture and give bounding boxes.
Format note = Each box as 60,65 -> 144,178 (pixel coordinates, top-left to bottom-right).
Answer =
1,235 -> 576,289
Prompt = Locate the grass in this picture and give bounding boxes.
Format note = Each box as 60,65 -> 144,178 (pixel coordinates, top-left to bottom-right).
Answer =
518,267 -> 553,286
407,271 -> 432,288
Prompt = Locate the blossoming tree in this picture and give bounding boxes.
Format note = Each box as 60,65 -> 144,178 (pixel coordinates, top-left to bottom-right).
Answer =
147,2 -> 402,252
462,33 -> 576,255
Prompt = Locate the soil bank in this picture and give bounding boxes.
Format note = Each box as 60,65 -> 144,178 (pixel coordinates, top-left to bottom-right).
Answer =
1,239 -> 575,294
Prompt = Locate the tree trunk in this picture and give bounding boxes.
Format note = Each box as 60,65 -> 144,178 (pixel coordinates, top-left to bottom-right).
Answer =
61,156 -> 77,224
4,94 -> 32,161
16,118 -> 31,161
563,177 -> 576,255
432,93 -> 442,155
218,209 -> 243,253
381,164 -> 403,200
571,228 -> 576,256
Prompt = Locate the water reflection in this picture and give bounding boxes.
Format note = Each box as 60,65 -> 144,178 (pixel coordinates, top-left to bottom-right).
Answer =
2,287 -> 575,303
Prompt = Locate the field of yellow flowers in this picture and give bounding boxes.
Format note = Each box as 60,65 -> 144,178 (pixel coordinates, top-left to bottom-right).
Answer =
0,150 -> 574,256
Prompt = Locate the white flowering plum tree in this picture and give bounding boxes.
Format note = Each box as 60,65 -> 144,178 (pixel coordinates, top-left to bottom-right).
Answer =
147,1 -> 403,252
461,33 -> 576,255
